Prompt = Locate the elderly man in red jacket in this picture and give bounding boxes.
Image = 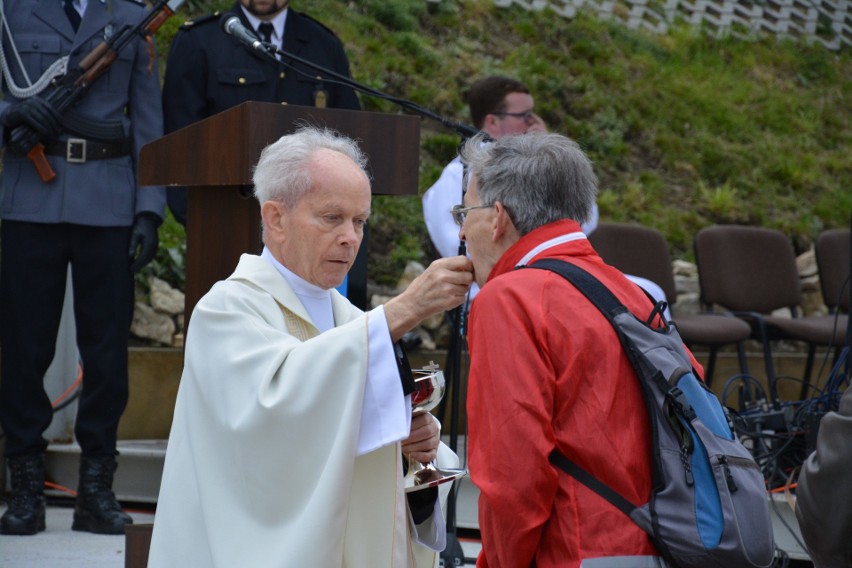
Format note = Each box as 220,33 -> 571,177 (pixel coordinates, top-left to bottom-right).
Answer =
459,132 -> 701,568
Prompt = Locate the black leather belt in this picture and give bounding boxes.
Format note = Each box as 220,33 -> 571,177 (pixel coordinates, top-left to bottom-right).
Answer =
45,138 -> 133,163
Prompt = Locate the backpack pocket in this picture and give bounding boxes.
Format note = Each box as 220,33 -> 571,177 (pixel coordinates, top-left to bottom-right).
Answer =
697,421 -> 776,567
667,372 -> 775,567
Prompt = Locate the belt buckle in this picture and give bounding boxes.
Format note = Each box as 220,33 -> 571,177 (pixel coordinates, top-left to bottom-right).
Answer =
66,138 -> 87,163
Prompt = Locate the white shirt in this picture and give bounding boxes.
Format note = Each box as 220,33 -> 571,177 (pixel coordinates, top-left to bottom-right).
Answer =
240,5 -> 288,47
62,0 -> 86,16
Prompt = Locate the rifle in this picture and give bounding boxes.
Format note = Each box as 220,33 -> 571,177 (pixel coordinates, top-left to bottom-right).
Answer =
8,0 -> 185,182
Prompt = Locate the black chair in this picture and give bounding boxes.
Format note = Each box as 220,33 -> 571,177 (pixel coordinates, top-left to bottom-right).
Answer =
694,225 -> 848,403
588,222 -> 751,386
816,228 -> 851,315
811,228 -> 851,395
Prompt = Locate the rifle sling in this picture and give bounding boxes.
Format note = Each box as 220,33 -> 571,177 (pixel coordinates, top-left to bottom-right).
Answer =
61,109 -> 125,141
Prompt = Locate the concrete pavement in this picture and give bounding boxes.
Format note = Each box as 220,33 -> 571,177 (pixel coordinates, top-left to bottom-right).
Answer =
0,502 -> 155,568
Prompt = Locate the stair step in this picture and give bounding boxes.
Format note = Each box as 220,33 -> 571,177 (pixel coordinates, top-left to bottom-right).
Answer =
45,440 -> 166,504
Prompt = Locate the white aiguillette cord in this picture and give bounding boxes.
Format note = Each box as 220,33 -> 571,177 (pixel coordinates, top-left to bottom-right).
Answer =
0,0 -> 70,98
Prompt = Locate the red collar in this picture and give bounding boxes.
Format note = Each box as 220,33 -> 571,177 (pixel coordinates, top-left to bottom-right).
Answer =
488,219 -> 591,283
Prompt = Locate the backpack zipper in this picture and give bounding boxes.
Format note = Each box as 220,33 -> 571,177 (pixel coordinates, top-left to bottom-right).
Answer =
719,456 -> 738,492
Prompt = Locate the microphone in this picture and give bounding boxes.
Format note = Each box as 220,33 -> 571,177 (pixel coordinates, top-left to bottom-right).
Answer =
219,14 -> 264,52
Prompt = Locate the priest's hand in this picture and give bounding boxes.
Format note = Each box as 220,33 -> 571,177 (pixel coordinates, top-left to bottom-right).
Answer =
402,411 -> 440,465
384,256 -> 474,342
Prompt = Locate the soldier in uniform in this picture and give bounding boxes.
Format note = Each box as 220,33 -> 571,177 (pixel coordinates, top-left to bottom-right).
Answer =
0,0 -> 165,535
162,0 -> 361,226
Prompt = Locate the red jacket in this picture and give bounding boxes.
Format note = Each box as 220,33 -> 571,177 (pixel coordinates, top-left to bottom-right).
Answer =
467,219 -> 703,568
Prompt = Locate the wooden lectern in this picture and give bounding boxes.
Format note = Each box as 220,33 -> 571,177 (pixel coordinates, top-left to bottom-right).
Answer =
139,102 -> 420,328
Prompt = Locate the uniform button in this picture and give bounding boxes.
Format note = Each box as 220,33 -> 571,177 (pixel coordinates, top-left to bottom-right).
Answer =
280,101 -> 288,105
238,77 -> 246,84
279,71 -> 286,79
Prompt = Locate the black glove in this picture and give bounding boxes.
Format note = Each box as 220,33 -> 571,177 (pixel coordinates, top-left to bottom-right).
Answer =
407,485 -> 439,525
128,212 -> 161,273
1,97 -> 63,152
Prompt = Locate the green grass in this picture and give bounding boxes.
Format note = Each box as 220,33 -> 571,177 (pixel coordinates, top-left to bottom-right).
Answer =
150,0 -> 851,287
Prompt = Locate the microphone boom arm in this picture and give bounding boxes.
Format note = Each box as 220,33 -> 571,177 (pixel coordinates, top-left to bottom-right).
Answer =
274,44 -> 481,139
220,15 -> 481,141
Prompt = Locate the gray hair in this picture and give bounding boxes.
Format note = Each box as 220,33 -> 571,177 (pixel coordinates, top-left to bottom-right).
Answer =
460,132 -> 598,236
252,125 -> 369,208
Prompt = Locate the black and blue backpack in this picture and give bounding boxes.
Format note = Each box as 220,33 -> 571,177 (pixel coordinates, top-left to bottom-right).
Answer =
525,258 -> 775,568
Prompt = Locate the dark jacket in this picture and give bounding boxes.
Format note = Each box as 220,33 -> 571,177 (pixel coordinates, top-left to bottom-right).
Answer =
796,387 -> 852,568
162,4 -> 360,223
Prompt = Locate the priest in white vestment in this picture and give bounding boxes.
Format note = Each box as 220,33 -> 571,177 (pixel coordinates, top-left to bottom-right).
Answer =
148,127 -> 474,567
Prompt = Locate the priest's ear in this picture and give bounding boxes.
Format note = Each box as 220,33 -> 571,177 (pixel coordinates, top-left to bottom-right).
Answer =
261,200 -> 287,238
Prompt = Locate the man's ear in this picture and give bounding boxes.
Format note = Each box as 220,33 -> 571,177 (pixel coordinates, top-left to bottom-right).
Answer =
492,201 -> 517,242
481,114 -> 499,134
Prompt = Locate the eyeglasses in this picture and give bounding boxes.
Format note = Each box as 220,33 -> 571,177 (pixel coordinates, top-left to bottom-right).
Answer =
492,109 -> 535,122
451,204 -> 493,226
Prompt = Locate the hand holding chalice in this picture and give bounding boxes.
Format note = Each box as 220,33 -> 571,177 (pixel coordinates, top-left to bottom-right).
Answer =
404,362 -> 467,493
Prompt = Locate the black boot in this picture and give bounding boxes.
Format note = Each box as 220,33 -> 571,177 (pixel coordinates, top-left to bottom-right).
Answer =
0,453 -> 47,535
72,455 -> 133,535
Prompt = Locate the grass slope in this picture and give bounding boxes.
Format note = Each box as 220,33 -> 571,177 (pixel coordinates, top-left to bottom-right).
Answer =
157,0 -> 851,287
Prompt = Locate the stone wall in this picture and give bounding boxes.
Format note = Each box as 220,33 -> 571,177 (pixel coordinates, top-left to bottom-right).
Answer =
479,0 -> 852,50
364,245 -> 831,352
130,245 -> 831,349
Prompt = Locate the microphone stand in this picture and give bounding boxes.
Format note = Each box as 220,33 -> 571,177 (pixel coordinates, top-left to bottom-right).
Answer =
437,142 -> 479,566
845,211 -> 851,385
252,34 -> 482,566
440,240 -> 470,566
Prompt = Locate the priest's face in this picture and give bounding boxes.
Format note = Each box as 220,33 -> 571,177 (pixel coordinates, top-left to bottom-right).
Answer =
273,149 -> 371,289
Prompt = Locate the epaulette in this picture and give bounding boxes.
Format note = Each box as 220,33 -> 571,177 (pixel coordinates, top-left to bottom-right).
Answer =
179,12 -> 220,30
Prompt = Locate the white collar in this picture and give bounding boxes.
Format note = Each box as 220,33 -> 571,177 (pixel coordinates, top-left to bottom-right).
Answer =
63,0 -> 87,14
261,247 -> 335,331
515,232 -> 587,267
261,247 -> 330,298
239,6 -> 289,44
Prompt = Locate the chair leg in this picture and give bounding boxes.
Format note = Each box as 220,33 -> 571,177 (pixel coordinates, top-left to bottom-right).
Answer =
755,319 -> 779,404
736,342 -> 749,378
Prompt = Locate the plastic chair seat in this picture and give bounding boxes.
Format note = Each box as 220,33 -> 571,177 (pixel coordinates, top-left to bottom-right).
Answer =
675,314 -> 752,346
761,314 -> 849,346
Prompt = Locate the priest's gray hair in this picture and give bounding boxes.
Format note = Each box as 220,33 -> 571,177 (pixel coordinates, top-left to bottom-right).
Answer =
253,125 -> 369,208
461,132 -> 598,236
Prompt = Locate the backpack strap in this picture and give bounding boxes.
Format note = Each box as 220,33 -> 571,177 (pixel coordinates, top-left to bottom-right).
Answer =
527,258 -> 642,324
524,258 -> 652,519
525,258 -> 673,394
548,449 -> 637,517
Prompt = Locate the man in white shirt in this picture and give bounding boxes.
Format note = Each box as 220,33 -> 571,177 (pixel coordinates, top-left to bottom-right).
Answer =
149,126 -> 474,567
422,77 -> 671,311
422,76 -> 600,301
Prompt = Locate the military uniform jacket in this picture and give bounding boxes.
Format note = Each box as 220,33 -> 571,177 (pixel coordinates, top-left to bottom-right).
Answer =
0,0 -> 166,227
162,4 -> 361,135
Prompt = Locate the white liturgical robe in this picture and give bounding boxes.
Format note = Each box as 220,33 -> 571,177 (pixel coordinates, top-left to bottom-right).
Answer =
148,254 -> 451,567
